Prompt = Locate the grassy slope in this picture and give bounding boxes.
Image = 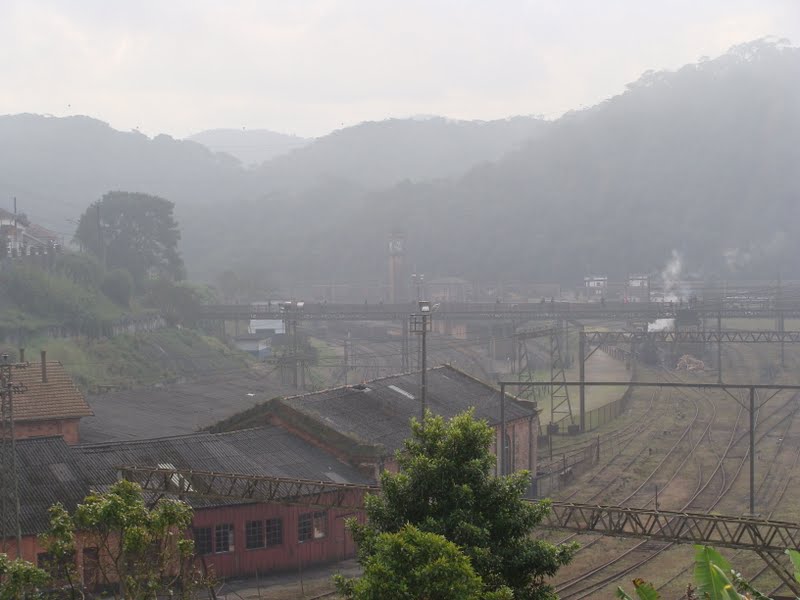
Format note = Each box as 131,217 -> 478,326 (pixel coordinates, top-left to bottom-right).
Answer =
22,327 -> 253,392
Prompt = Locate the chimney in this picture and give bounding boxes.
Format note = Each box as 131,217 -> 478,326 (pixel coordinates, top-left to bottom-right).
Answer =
19,348 -> 24,362
41,350 -> 47,383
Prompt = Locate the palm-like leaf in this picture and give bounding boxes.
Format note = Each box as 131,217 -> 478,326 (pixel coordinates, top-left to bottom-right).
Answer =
694,546 -> 741,600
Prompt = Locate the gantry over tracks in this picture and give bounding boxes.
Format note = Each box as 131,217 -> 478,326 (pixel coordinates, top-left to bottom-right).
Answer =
118,466 -> 800,594
198,301 -> 800,322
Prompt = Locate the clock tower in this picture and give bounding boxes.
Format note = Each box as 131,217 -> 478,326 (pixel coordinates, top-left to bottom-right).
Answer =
388,231 -> 406,303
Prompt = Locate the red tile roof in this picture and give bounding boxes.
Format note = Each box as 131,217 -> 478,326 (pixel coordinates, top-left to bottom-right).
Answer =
5,362 -> 92,422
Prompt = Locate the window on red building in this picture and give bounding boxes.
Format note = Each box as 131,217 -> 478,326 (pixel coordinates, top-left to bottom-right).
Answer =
266,517 -> 283,546
246,520 -> 264,549
215,523 -> 234,553
193,527 -> 213,555
312,512 -> 327,539
299,511 -> 327,542
36,551 -> 74,582
83,548 -> 100,589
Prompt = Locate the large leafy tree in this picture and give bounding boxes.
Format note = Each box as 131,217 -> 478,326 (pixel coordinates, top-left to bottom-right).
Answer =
40,480 -> 203,600
0,554 -> 49,599
345,410 -> 576,600
335,524 -> 492,600
74,191 -> 185,286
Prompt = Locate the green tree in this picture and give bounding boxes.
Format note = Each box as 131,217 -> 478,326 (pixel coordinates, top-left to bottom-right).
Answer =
54,253 -> 105,288
74,191 -> 184,286
144,279 -> 202,326
345,410 -> 576,600
39,503 -> 80,599
41,480 -> 203,600
0,554 -> 49,600
335,524 -> 492,600
101,268 -> 134,307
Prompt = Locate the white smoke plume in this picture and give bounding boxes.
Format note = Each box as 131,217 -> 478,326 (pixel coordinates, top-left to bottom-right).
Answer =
661,250 -> 685,300
724,232 -> 788,273
648,318 -> 674,332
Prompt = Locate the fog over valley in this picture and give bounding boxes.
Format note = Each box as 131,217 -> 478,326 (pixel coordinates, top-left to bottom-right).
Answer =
5,3 -> 800,598
2,39 -> 798,288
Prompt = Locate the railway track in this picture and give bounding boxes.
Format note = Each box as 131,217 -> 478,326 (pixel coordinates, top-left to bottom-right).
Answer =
554,358 -> 800,599
554,381 -> 721,597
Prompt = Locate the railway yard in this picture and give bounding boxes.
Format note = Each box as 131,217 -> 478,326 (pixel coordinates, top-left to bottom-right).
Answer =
12,301 -> 800,598
302,321 -> 800,597
540,342 -> 800,597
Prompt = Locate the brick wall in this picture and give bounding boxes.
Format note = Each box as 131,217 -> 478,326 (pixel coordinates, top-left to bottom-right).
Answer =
493,415 -> 538,476
13,419 -> 80,444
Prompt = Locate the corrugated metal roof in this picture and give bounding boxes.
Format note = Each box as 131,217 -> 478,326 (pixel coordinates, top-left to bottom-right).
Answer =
78,426 -> 372,487
5,426 -> 372,537
80,374 -> 293,443
4,436 -> 93,536
280,365 -> 534,455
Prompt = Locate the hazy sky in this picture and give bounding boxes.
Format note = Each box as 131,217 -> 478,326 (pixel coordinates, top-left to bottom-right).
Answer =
1,0 -> 798,139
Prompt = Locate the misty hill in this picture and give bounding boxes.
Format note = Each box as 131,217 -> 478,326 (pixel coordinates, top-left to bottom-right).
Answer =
3,39 -> 798,290
257,116 -> 548,190
0,113 -> 546,248
225,39 -> 800,287
187,128 -> 310,167
0,114 -> 252,232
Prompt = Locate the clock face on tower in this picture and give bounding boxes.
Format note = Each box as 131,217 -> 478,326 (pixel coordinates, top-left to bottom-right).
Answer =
389,239 -> 404,255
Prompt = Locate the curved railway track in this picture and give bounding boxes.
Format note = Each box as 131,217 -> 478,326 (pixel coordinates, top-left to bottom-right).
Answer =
554,358 -> 800,599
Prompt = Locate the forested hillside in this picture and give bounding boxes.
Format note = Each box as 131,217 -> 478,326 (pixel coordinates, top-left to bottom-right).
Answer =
254,116 -> 548,191
1,39 -> 798,287
225,39 -> 800,285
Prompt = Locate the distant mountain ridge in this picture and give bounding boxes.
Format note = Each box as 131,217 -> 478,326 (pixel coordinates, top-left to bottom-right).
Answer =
186,128 -> 310,167
205,39 -> 800,286
1,39 -> 797,289
255,115 -> 548,191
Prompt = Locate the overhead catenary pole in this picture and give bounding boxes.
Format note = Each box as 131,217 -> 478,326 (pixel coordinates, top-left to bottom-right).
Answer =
401,318 -> 409,372
500,382 -> 506,476
750,386 -> 756,515
410,302 -> 434,422
421,311 -> 428,421
777,273 -> 785,368
12,197 -> 17,255
294,315 -> 300,389
717,310 -> 723,384
343,333 -> 349,386
579,331 -> 586,432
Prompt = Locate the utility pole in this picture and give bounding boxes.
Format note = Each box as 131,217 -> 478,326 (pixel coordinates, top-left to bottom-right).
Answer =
0,354 -> 27,557
410,301 -> 434,422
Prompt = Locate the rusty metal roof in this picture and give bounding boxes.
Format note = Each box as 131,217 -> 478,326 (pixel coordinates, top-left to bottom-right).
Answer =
7,362 -> 92,422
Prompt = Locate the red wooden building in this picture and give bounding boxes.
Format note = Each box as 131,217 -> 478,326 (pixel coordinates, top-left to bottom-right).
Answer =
260,365 -> 539,479
2,426 -> 371,583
